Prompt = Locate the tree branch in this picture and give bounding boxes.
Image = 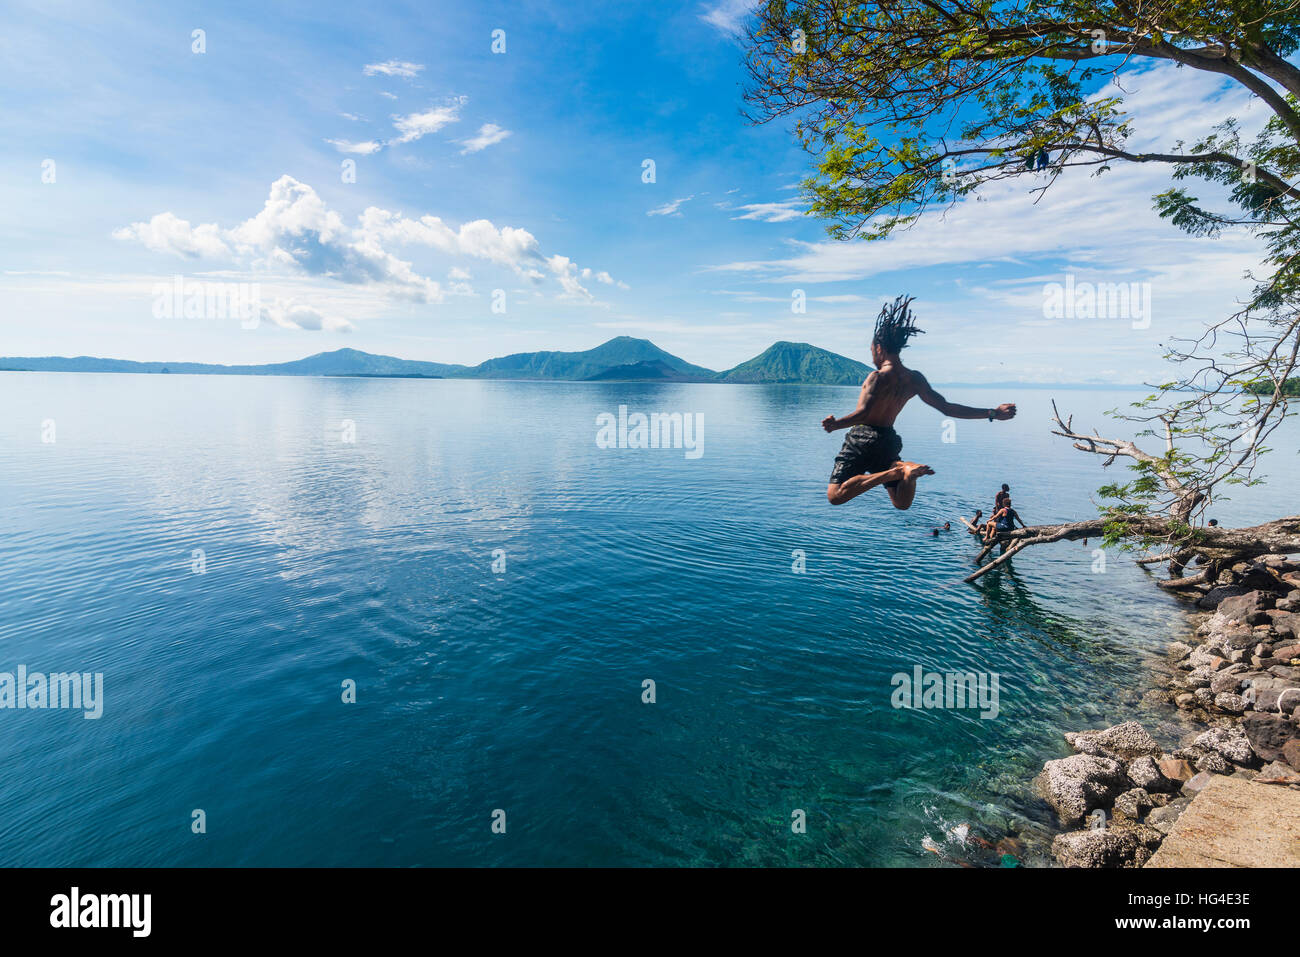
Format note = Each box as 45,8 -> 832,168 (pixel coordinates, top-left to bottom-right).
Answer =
964,515 -> 1300,585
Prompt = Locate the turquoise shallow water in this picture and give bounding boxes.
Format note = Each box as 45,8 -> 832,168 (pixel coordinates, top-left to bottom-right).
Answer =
0,373 -> 1294,866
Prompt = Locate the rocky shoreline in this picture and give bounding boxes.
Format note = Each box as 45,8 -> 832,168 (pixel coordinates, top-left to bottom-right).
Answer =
1034,556 -> 1300,867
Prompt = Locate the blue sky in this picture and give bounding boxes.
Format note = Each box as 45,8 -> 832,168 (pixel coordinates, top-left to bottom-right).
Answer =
0,0 -> 1273,382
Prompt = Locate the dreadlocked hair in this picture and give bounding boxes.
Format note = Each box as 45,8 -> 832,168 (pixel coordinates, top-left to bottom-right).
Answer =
872,295 -> 925,354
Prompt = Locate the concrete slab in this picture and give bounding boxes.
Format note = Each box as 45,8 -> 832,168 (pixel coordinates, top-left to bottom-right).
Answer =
1146,774 -> 1300,867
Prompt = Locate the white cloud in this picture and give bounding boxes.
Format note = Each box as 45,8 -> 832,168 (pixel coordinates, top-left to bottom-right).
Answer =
391,100 -> 465,144
224,177 -> 441,301
546,255 -> 594,301
115,175 -> 621,309
731,200 -> 803,223
581,267 -> 629,290
324,138 -> 383,155
111,213 -> 231,259
265,298 -> 354,332
445,266 -> 473,295
324,99 -> 466,157
458,123 -> 512,154
363,60 -> 424,79
700,0 -> 757,35
358,209 -> 547,274
647,195 -> 694,217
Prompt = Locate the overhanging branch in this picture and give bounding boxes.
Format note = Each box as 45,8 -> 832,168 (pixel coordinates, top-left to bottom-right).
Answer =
964,515 -> 1300,584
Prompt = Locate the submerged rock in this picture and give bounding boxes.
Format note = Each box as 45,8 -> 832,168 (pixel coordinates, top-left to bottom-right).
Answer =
1140,689 -> 1173,709
994,836 -> 1025,858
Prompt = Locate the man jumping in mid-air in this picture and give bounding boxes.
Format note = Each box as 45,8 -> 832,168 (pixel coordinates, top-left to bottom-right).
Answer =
823,296 -> 1017,509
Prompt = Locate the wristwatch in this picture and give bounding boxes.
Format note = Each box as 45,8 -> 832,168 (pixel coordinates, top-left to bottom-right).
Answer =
987,409 -> 995,421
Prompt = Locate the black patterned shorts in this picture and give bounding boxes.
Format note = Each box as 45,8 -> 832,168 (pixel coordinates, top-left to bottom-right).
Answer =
829,425 -> 904,487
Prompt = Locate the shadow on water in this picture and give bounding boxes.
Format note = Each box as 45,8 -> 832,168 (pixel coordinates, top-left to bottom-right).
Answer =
971,560 -> 1099,657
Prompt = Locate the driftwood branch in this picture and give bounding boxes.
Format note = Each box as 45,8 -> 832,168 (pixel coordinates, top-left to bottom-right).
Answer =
1157,569 -> 1212,590
964,515 -> 1300,584
965,539 -> 1032,583
1135,552 -> 1175,566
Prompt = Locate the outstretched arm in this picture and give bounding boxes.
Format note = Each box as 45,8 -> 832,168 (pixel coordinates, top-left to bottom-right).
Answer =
916,373 -> 1016,421
822,373 -> 877,432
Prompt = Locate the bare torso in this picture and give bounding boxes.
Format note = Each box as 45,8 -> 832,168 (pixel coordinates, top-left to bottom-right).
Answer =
856,363 -> 922,428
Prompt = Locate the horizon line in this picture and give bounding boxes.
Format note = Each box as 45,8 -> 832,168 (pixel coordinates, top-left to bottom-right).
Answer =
0,368 -> 1150,389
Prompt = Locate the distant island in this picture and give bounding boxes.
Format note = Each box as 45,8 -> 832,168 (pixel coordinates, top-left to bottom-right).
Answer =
0,336 -> 1145,388
0,337 -> 876,386
1248,377 -> 1300,397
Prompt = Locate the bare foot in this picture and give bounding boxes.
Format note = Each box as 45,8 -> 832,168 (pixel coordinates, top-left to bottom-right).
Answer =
901,462 -> 935,481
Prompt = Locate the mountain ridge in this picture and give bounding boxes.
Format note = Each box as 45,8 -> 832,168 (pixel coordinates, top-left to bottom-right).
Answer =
0,336 -> 872,385
718,341 -> 872,386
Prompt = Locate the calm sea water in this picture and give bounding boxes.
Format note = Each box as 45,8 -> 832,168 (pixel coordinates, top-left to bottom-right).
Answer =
0,373 -> 1295,867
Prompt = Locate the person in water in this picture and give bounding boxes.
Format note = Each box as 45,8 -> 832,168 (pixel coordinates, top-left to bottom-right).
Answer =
982,499 -> 1026,543
824,296 -> 1016,508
